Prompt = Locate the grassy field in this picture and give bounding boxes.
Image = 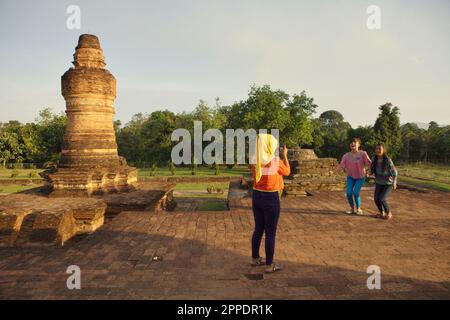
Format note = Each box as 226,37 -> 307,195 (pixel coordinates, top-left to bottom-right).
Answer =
0,166 -> 250,179
0,168 -> 42,180
397,163 -> 450,192
174,182 -> 229,211
197,201 -> 227,211
398,176 -> 450,192
174,182 -> 230,192
0,184 -> 39,193
1,164 -> 449,193
139,166 -> 249,177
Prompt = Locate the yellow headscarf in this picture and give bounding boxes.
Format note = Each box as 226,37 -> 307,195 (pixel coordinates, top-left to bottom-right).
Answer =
255,133 -> 279,183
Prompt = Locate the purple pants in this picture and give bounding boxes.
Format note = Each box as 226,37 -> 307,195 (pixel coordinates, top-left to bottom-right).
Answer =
251,190 -> 281,265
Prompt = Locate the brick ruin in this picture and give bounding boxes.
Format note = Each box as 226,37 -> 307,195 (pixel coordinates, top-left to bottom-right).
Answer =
283,148 -> 345,196
41,34 -> 137,197
0,35 -> 175,247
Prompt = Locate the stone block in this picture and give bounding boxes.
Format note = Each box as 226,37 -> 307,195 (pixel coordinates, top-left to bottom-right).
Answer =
28,211 -> 76,246
0,209 -> 32,246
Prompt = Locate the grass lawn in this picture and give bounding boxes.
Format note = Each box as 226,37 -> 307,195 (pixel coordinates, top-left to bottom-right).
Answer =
197,200 -> 228,211
397,163 -> 449,184
174,182 -> 230,191
0,184 -> 39,193
139,166 -> 249,177
174,182 -> 229,199
398,176 -> 450,192
396,163 -> 450,192
2,163 -> 448,193
0,168 -> 42,180
0,166 -> 249,179
174,182 -> 229,211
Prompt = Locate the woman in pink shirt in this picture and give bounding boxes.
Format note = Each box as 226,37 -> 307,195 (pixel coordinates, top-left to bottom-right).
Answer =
337,138 -> 372,215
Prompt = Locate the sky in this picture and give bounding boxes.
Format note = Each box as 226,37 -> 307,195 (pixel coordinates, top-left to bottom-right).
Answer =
0,0 -> 449,127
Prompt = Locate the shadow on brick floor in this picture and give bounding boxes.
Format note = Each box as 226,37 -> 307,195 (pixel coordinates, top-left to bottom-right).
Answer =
0,224 -> 449,300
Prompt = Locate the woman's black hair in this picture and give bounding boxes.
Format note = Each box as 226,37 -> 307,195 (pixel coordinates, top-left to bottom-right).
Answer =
371,143 -> 389,176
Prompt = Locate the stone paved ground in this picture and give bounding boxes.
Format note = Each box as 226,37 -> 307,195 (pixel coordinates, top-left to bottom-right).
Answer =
0,189 -> 449,299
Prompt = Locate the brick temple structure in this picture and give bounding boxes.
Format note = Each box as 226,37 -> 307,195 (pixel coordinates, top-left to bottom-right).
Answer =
0,35 -> 175,247
41,34 -> 137,197
283,148 -> 345,196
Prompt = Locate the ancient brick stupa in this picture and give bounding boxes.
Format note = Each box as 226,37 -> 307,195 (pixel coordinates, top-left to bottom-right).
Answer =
42,34 -> 137,197
283,148 -> 345,196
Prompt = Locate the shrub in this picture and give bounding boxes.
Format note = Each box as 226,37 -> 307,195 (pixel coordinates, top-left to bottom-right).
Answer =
28,171 -> 38,179
150,163 -> 157,176
12,163 -> 23,169
44,161 -> 55,169
167,161 -> 176,176
191,163 -> 197,175
214,163 -> 220,176
10,170 -> 19,178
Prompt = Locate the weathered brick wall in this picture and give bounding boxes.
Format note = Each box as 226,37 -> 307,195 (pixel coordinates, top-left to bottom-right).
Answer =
284,148 -> 345,196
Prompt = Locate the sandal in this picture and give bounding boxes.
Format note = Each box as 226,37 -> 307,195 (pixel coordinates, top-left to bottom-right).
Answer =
356,208 -> 364,215
251,257 -> 265,266
265,264 -> 282,274
384,212 -> 393,220
375,211 -> 385,219
345,208 -> 355,215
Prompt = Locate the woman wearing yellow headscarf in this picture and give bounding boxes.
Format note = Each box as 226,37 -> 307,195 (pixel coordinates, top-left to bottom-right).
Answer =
250,133 -> 290,273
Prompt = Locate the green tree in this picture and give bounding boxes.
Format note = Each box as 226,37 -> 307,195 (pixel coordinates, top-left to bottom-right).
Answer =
116,113 -> 148,166
0,131 -> 23,167
373,103 -> 402,158
312,110 -> 352,158
33,108 -> 67,163
226,85 -> 316,147
348,126 -> 376,155
422,121 -> 446,162
117,111 -> 177,166
399,123 -> 421,162
141,110 -> 177,165
283,91 -> 317,147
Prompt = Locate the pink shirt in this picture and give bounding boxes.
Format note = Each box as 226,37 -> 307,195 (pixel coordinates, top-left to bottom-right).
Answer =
338,151 -> 372,179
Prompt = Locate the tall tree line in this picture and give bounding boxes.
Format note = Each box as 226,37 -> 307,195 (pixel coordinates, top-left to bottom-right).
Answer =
1,85 -> 449,167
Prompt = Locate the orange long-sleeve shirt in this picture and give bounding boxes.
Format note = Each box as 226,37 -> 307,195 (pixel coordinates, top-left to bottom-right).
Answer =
251,156 -> 291,191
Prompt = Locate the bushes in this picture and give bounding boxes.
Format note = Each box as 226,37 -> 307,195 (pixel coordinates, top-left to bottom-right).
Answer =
10,170 -> 19,178
28,171 -> 38,179
150,163 -> 158,176
167,161 -> 176,176
206,185 -> 224,194
214,163 -> 220,176
191,162 -> 197,176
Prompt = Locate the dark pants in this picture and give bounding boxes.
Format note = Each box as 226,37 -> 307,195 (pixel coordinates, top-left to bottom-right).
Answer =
374,183 -> 393,213
251,190 -> 281,265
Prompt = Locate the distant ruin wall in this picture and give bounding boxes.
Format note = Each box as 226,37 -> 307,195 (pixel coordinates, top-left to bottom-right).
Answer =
284,148 -> 345,196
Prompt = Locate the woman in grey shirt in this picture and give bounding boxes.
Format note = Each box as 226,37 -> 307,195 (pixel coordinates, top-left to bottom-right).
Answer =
370,143 -> 398,220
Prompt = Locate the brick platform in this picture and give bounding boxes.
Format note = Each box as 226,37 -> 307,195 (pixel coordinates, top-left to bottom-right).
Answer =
0,182 -> 175,247
0,189 -> 449,299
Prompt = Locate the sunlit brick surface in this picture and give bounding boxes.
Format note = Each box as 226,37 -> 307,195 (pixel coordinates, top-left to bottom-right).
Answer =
0,189 -> 448,299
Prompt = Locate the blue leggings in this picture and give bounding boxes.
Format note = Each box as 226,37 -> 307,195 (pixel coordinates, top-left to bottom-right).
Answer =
346,176 -> 365,209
